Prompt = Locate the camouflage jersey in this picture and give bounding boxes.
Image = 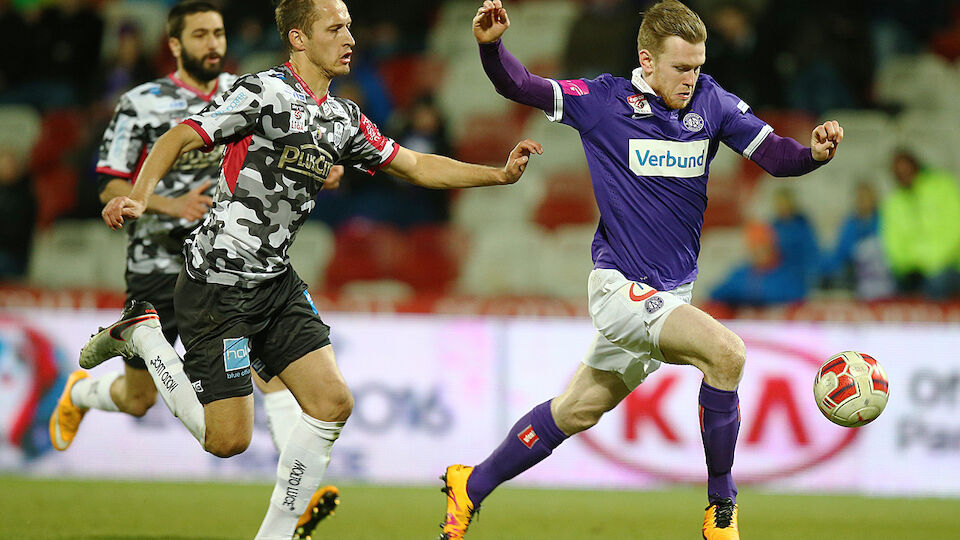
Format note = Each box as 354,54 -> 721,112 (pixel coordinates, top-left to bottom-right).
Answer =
181,62 -> 399,287
97,72 -> 238,275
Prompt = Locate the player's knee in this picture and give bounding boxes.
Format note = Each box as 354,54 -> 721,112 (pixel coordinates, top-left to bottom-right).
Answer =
124,393 -> 157,417
301,385 -> 353,423
204,433 -> 251,458
714,332 -> 746,382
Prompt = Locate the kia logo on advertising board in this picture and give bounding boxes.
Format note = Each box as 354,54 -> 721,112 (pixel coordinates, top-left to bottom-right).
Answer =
576,338 -> 860,483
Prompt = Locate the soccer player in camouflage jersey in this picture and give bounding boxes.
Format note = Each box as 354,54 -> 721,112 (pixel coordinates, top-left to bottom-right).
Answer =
96,0 -> 541,538
49,2 -> 341,537
437,2 -> 844,540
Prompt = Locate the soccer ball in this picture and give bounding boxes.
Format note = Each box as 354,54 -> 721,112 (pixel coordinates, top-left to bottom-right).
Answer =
813,351 -> 889,427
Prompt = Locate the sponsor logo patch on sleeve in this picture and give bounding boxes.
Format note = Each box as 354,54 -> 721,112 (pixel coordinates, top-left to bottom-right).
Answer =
359,114 -> 387,152
558,79 -> 590,96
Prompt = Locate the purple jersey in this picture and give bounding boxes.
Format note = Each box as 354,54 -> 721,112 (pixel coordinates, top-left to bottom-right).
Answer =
545,69 -> 771,290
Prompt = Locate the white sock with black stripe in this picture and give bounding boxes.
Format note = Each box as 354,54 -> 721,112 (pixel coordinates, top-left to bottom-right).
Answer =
131,325 -> 206,446
255,413 -> 343,540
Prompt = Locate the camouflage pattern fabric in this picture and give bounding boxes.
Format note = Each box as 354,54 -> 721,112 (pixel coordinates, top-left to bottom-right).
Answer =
97,73 -> 238,275
182,62 -> 399,287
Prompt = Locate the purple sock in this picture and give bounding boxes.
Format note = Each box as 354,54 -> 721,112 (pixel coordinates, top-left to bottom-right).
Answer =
466,399 -> 568,504
699,382 -> 740,504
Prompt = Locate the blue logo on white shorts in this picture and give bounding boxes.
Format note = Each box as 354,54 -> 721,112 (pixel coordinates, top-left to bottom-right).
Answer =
223,337 -> 251,372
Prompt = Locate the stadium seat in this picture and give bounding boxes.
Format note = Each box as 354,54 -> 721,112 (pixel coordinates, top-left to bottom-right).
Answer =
0,105 -> 41,156
377,55 -> 446,110
894,111 -> 960,176
394,225 -> 465,294
533,170 -> 597,230
874,53 -> 955,112
437,53 -> 515,141
453,112 -> 527,166
30,108 -> 85,169
89,222 -> 128,292
451,182 -> 541,233
499,0 -> 578,65
289,221 -> 336,288
32,166 -> 78,228
521,114 -> 589,171
324,221 -> 405,291
428,0 -> 489,61
540,223 -> 596,299
28,221 -> 102,289
457,223 -> 548,296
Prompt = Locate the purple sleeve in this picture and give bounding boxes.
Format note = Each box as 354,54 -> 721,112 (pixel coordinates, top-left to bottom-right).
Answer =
478,39 -> 554,112
751,132 -> 827,177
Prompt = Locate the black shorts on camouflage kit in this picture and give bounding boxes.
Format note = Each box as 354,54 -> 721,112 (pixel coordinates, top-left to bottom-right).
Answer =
123,272 -> 179,370
173,267 -> 331,405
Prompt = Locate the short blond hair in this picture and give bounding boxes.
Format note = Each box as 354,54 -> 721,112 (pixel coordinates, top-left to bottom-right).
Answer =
637,0 -> 707,57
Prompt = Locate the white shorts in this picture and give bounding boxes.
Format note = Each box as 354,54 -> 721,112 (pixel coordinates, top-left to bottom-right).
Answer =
583,268 -> 693,390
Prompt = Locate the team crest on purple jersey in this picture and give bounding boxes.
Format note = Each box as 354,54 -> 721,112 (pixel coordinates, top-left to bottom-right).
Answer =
682,112 -> 704,132
627,94 -> 651,116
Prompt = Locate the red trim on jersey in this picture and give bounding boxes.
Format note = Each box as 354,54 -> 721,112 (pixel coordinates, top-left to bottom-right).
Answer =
130,146 -> 149,185
223,134 -> 253,193
168,73 -> 220,101
364,143 -> 401,176
95,166 -> 132,179
182,119 -> 214,148
359,113 -> 388,152
284,62 -> 328,106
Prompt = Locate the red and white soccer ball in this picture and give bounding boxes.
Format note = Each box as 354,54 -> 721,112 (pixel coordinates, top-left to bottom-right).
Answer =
813,351 -> 890,427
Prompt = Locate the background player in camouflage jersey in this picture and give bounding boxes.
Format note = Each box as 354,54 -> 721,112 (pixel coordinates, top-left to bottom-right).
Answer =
49,2 -> 342,535
437,2 -> 844,540
96,0 -> 541,538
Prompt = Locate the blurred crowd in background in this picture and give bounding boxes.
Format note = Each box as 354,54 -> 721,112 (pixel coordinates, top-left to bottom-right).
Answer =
2,0 -> 960,307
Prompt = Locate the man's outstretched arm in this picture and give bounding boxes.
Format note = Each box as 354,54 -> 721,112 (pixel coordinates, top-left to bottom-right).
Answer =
382,139 -> 542,189
474,0 -> 554,111
751,121 -> 844,177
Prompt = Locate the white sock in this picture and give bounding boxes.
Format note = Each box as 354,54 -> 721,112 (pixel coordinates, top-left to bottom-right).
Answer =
263,389 -> 302,452
131,325 -> 206,446
70,372 -> 120,412
254,413 -> 344,540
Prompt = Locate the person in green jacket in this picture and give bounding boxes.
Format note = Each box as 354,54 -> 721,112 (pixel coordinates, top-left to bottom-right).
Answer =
880,149 -> 960,298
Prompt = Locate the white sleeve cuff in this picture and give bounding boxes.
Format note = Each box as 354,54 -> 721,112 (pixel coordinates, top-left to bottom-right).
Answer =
743,124 -> 773,159
544,79 -> 563,123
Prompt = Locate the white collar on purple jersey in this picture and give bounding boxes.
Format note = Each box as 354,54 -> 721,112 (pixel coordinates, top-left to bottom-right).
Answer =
631,68 -> 656,96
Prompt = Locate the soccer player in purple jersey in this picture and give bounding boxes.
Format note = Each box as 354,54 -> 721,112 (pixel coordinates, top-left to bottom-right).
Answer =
439,2 -> 843,539
95,0 -> 541,538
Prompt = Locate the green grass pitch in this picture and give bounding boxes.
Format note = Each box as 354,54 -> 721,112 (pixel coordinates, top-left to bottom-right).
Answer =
1,476 -> 954,539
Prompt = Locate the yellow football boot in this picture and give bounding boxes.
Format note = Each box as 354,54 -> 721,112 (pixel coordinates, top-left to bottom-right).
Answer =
293,485 -> 340,540
439,464 -> 479,539
702,498 -> 739,540
49,370 -> 89,451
